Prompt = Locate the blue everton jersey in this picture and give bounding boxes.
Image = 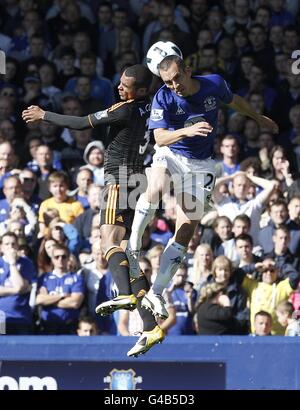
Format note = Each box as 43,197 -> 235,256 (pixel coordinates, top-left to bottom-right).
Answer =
0,256 -> 37,323
149,74 -> 233,159
38,271 -> 85,323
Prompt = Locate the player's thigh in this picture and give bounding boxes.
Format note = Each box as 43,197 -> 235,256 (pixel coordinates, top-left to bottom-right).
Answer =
145,166 -> 169,202
173,194 -> 200,246
100,224 -> 126,253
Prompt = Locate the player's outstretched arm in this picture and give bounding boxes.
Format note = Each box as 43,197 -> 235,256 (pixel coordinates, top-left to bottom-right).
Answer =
227,94 -> 279,134
22,105 -> 91,130
154,122 -> 213,146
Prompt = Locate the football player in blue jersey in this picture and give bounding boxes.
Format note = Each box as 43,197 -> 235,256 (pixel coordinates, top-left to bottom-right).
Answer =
126,55 -> 279,319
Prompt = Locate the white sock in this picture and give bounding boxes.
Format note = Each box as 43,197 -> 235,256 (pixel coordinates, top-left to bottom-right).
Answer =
128,194 -> 158,251
151,241 -> 186,295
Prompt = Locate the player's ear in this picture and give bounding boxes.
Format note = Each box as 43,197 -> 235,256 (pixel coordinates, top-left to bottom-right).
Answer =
136,87 -> 147,97
185,65 -> 192,77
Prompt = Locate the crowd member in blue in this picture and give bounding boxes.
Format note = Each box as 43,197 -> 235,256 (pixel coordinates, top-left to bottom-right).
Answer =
36,244 -> 85,335
127,54 -> 279,320
0,232 -> 37,335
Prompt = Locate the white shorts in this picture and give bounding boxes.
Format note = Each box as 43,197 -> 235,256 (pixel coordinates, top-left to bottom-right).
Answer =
151,145 -> 216,216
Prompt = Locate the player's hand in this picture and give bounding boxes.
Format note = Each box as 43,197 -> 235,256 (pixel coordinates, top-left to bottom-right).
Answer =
22,105 -> 45,123
257,115 -> 279,134
185,122 -> 213,137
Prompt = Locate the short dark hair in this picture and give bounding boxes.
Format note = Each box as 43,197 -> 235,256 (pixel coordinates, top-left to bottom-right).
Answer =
255,310 -> 272,321
158,55 -> 185,73
124,64 -> 152,90
235,233 -> 253,246
233,214 -> 251,228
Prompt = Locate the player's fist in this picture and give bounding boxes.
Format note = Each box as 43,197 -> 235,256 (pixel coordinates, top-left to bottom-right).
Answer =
22,105 -> 45,123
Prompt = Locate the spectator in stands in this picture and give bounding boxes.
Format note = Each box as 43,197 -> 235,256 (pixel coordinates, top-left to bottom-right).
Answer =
73,184 -> 102,252
81,241 -> 116,335
189,244 -> 213,294
266,225 -> 300,272
0,175 -> 23,223
167,264 -> 197,335
235,233 -> 261,269
252,311 -> 272,336
82,141 -> 105,186
0,232 -> 36,334
37,238 -> 57,276
215,134 -> 240,177
195,282 -> 239,335
242,257 -> 299,334
61,128 -> 92,170
77,315 -> 100,336
38,171 -> 84,238
202,255 -> 249,333
288,196 -> 300,224
0,141 -> 19,193
19,168 -> 41,214
276,301 -> 300,336
258,199 -> 300,256
33,144 -> 57,200
214,171 -> 276,242
36,244 -> 85,335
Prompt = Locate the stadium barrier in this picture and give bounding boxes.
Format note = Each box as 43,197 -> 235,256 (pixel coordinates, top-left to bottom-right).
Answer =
0,336 -> 299,390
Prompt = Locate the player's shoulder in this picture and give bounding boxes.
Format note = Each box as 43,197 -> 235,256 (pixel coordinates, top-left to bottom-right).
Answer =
197,73 -> 225,86
107,99 -> 134,113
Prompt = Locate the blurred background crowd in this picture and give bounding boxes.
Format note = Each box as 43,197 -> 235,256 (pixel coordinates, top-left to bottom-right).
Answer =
0,0 -> 300,338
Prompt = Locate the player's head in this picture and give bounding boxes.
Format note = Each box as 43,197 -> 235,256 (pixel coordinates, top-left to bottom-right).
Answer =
158,55 -> 193,97
118,64 -> 152,101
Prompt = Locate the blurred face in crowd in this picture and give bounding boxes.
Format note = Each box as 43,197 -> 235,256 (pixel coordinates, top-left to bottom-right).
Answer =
214,262 -> 231,285
1,234 -> 18,254
73,33 -> 90,56
3,177 -> 22,202
197,30 -> 213,50
270,26 -> 284,47
0,97 -> 13,121
149,249 -> 163,271
172,267 -> 188,288
259,132 -> 274,150
87,185 -> 101,210
45,239 -> 57,258
77,321 -> 99,336
236,239 -> 252,261
261,260 -> 278,285
52,248 -> 69,272
289,106 -> 300,128
36,145 -> 52,168
270,203 -> 288,225
232,219 -> 250,237
62,98 -> 82,116
220,136 -> 239,159
80,58 -> 96,77
49,180 -> 68,202
288,197 -> 300,221
88,147 -> 104,167
234,29 -> 248,49
240,56 -> 254,77
215,218 -> 232,241
255,8 -> 270,28
0,142 -> 14,167
0,120 -> 15,142
271,149 -> 286,171
19,169 -> 37,197
39,64 -> 55,86
28,138 -> 41,159
273,228 -> 290,254
98,4 -> 112,25
30,37 -> 44,57
139,260 -> 152,281
76,77 -> 91,99
76,169 -> 93,194
254,314 -> 272,336
232,175 -> 250,200
283,29 -> 298,51
249,26 -> 266,49
195,245 -> 213,269
249,93 -> 264,114
234,0 -> 249,18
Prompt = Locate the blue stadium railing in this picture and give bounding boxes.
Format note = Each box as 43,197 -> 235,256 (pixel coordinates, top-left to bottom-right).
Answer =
0,336 -> 299,390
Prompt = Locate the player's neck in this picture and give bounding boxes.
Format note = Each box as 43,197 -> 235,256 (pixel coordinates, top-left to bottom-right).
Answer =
187,78 -> 200,96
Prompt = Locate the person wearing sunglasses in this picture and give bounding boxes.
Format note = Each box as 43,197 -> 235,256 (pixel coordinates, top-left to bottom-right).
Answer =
36,244 -> 85,334
242,257 -> 299,335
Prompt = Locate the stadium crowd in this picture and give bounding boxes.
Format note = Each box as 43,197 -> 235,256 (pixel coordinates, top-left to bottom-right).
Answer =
0,0 -> 300,337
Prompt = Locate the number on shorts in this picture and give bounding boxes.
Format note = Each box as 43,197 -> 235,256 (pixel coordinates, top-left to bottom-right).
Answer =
204,173 -> 215,190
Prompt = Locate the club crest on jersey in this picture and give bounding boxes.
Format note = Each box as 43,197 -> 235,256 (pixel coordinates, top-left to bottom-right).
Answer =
176,106 -> 185,115
150,108 -> 163,121
204,96 -> 217,112
94,110 -> 108,120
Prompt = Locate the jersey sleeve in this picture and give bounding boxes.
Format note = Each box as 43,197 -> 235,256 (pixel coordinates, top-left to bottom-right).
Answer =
149,91 -> 169,130
89,101 -> 131,128
215,75 -> 234,104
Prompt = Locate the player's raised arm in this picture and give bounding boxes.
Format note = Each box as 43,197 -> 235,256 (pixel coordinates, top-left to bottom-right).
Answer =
227,94 -> 279,134
22,105 -> 114,130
